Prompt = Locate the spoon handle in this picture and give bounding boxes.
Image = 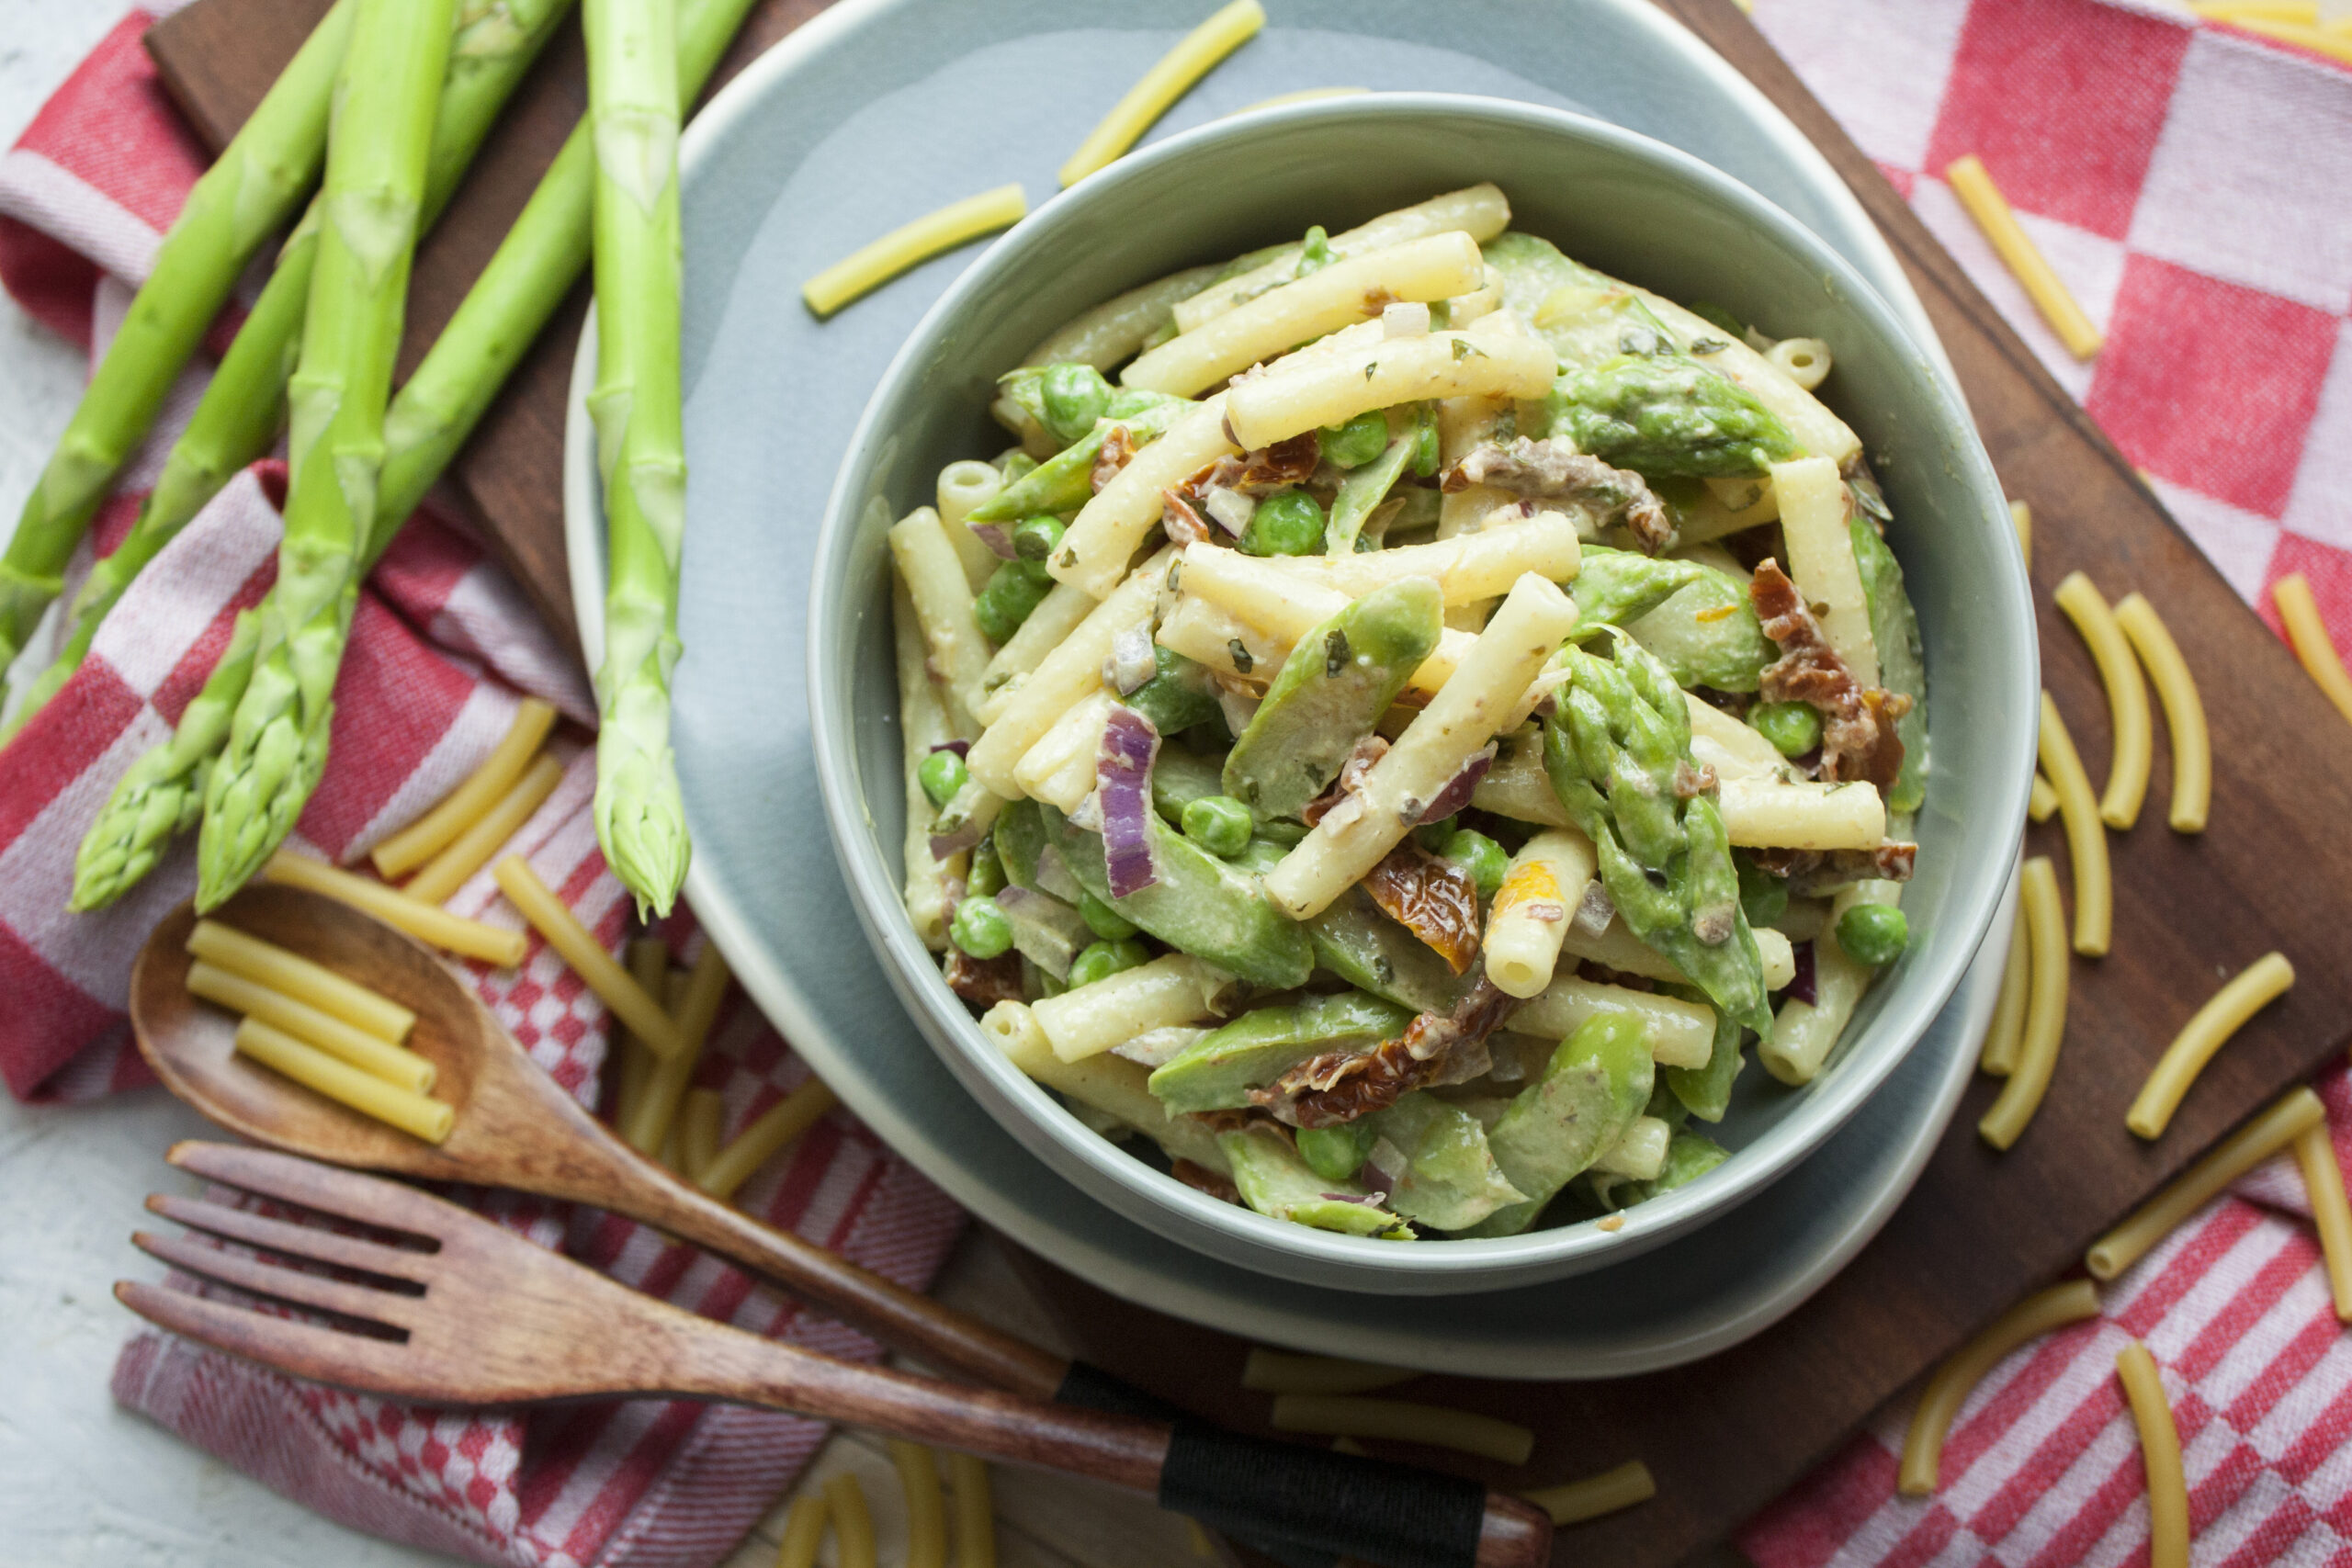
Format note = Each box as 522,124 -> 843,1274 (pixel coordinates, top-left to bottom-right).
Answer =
571,1131 -> 1071,1398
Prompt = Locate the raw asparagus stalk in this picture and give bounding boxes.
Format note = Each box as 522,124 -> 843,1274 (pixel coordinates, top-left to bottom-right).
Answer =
191,0 -> 462,909
583,0 -> 691,917
0,1 -> 356,700
66,0 -> 762,914
5,0 -> 579,739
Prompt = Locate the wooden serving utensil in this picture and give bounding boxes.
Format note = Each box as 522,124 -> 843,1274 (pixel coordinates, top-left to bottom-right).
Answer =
131,885 -> 1074,1398
122,1141 -> 1554,1568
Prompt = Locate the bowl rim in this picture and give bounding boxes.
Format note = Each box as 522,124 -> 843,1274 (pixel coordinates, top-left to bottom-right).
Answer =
806,91 -> 2033,1282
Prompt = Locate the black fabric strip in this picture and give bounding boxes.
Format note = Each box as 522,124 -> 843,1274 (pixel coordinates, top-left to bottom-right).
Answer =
1160,1420 -> 1487,1568
1052,1363 -> 1340,1568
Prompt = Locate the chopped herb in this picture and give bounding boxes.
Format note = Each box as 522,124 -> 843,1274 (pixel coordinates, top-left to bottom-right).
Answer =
1228,638 -> 1254,674
1363,360 -> 1379,382
1325,628 -> 1351,678
1688,337 -> 1730,355
1451,337 -> 1487,362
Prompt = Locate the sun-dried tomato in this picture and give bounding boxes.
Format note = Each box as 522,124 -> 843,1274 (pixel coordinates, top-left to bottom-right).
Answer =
944,950 -> 1024,1007
1362,843 -> 1483,976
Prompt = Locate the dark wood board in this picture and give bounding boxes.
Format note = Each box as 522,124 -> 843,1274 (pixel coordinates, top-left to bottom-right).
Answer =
142,3 -> 2352,1565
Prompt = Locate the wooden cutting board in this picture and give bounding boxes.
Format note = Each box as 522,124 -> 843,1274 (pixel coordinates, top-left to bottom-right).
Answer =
142,3 -> 2352,1564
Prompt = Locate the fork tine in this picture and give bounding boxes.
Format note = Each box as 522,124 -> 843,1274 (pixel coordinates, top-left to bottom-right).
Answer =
115,1280 -> 424,1395
167,1141 -> 459,1241
133,1231 -> 419,1333
147,1193 -> 431,1286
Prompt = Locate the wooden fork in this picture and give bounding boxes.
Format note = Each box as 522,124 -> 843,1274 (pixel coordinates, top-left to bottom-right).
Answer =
123,1142 -> 1552,1568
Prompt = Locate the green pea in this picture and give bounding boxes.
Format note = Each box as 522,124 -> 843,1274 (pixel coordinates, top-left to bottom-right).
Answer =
1011,513 -> 1065,563
1836,904 -> 1908,966
1182,795 -> 1253,858
1238,488 -> 1326,558
1749,699 -> 1823,758
1069,938 -> 1150,988
950,897 -> 1012,960
966,839 -> 1005,898
918,749 -> 967,809
1038,362 -> 1111,445
1079,891 -> 1140,942
1318,410 -> 1389,469
1736,852 -> 1787,929
973,558 -> 1053,644
1296,1122 -> 1374,1183
1441,829 -> 1508,903
1413,813 -> 1459,852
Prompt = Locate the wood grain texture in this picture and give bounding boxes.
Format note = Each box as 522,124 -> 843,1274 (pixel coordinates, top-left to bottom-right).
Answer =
131,885 -> 1073,1402
143,2 -> 2352,1564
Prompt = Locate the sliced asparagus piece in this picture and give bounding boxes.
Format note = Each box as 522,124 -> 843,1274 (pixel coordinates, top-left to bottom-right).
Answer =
1043,804 -> 1313,989
965,394 -> 1191,525
1542,355 -> 1797,478
1305,883 -> 1473,1016
6,0 -> 580,738
1148,991 -> 1412,1114
1219,1123 -> 1412,1239
0,1 -> 356,702
191,0 -> 462,910
1465,1012 -> 1653,1237
1364,1091 -> 1525,1233
1222,576 -> 1442,820
1849,502 -> 1928,818
66,0 -> 767,914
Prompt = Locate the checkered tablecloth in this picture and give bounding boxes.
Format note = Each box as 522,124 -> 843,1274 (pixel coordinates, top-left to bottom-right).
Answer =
1739,2 -> 2352,1563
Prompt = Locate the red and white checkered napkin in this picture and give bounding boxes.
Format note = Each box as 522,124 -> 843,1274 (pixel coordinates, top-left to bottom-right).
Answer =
0,12 -> 962,1563
1736,1 -> 2352,1562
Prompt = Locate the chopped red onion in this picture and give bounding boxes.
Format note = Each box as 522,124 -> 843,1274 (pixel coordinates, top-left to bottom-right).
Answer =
1416,742 -> 1498,824
1362,1137 -> 1407,1199
929,739 -> 970,758
1571,880 -> 1615,938
1068,790 -> 1105,832
1786,940 -> 1817,1006
1097,705 -> 1162,898
1204,487 -> 1256,536
1104,623 -> 1158,695
929,819 -> 987,861
993,884 -> 1090,980
968,521 -> 1019,560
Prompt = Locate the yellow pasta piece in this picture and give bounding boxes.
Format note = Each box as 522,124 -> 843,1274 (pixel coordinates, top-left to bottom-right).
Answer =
700,1077 -> 840,1202
187,919 -> 415,1043
2089,1087 -> 2327,1280
772,1491 -> 829,1568
2009,498 -> 2032,571
2225,14 -> 2352,60
803,185 -> 1027,318
1223,324 -> 1555,452
187,962 -> 435,1094
1058,0 -> 1265,186
1230,85 -> 1367,115
1979,857 -> 2070,1150
2114,592 -> 2210,834
678,1087 -> 725,1182
233,1018 -> 454,1144
403,750 -> 565,907
2116,1343 -> 2190,1568
2053,572 -> 2152,829
492,855 -> 688,1058
1897,1279 -> 2100,1494
612,937 -> 667,1130
2127,952 -> 2295,1139
263,852 -> 529,968
946,1452 -> 995,1568
823,1472 -> 876,1568
888,1440 -> 948,1568
1945,155 -> 2102,360
1268,1395 -> 1534,1465
1239,1348 -> 1418,1395
2275,573 -> 2352,728
626,939 -> 731,1155
1521,1461 -> 1657,1527
1977,906 -> 2033,1078
2037,693 -> 2110,956
2029,773 -> 2060,823
370,698 -> 558,878
2297,1122 -> 2352,1324
2194,0 -> 2318,20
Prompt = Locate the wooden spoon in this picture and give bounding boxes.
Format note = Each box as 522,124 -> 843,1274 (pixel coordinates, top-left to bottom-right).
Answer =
130,884 -> 1068,1400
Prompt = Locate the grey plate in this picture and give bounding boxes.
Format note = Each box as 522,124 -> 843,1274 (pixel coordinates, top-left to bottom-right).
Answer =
567,0 -> 2007,1371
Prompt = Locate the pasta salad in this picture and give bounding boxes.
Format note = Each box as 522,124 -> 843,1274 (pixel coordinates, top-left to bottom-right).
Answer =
885,184 -> 1927,1241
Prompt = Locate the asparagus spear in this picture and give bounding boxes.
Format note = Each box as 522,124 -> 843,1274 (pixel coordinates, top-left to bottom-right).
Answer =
1541,634 -> 1774,1036
191,0 -> 462,908
69,0 -> 764,914
0,2 -> 356,705
6,0 -> 579,739
582,0 -> 691,918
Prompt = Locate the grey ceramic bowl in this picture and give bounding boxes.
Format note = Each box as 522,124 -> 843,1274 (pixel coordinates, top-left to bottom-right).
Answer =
810,94 -> 2034,1294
